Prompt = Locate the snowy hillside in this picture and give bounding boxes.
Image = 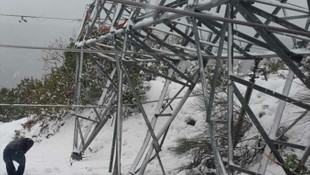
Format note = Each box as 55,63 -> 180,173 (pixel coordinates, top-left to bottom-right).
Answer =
0,78 -> 204,175
240,71 -> 310,175
0,73 -> 309,175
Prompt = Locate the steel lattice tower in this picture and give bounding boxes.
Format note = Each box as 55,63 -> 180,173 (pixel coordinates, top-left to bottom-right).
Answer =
71,0 -> 310,174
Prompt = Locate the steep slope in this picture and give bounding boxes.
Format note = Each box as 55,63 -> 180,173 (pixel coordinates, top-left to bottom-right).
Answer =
0,73 -> 309,175
0,77 -> 204,175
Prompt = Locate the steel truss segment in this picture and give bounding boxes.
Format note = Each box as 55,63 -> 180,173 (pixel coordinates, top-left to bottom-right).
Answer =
301,145 -> 310,166
137,79 -> 198,175
244,0 -> 287,52
102,4 -> 116,26
84,0 -> 104,37
122,65 -> 162,152
227,3 -> 234,172
272,30 -> 310,43
132,76 -> 199,174
163,21 -> 214,56
158,82 -> 188,115
281,14 -> 310,20
155,150 -> 167,175
142,27 -> 194,60
71,32 -> 119,158
193,16 -> 227,174
100,0 -> 310,38
113,32 -> 126,174
68,0 -> 310,174
126,63 -> 191,87
73,42 -> 85,153
198,19 -> 252,57
75,0 -> 310,46
276,111 -> 309,140
192,18 -> 209,120
271,140 -> 307,150
109,110 -> 117,173
249,5 -> 308,32
134,66 -> 199,174
75,114 -> 100,123
129,69 -> 174,174
171,19 -> 269,49
82,92 -> 117,153
232,1 -> 310,89
230,75 -> 310,110
91,58 -> 118,89
127,29 -> 195,85
77,120 -> 86,150
76,1 -> 96,42
253,0 -> 309,14
77,69 -> 118,154
258,69 -> 294,174
197,17 -> 272,51
231,82 -> 289,173
137,28 -> 193,60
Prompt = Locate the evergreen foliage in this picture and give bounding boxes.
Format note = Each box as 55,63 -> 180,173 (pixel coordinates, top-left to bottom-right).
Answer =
0,38 -> 148,122
0,40 -> 97,121
170,135 -> 212,161
284,154 -> 310,174
264,58 -> 286,74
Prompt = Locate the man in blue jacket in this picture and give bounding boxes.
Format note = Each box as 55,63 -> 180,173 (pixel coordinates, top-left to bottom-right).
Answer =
3,138 -> 34,175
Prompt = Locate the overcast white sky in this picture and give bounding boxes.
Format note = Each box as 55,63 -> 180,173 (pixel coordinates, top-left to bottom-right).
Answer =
0,0 -> 92,88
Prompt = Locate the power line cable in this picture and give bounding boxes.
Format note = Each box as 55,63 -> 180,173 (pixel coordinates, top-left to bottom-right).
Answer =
0,43 -> 190,58
0,13 -> 82,22
1,44 -> 310,59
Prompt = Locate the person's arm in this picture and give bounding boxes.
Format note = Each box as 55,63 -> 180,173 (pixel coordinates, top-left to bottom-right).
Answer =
21,138 -> 34,153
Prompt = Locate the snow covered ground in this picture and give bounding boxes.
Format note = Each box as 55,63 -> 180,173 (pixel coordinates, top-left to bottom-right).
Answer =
0,78 -> 204,175
0,73 -> 309,175
238,70 -> 310,174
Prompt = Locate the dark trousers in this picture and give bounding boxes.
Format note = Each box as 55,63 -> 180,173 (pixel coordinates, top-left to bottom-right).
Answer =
3,151 -> 25,175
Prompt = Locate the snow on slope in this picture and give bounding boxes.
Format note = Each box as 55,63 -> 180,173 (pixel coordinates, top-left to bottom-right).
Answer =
0,77 -> 205,175
0,73 -> 309,175
239,70 -> 310,175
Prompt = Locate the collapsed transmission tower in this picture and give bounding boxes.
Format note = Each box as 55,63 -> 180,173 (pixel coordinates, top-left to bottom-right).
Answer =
71,0 -> 310,174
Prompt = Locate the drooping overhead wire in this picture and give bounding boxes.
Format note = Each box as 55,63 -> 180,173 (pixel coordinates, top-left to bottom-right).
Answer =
0,13 -> 82,22
1,43 -> 310,60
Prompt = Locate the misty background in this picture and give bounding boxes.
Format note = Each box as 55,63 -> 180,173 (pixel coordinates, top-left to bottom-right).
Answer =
0,0 -> 91,88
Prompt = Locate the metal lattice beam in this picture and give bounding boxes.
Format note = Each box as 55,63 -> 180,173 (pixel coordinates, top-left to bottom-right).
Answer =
67,1 -> 310,174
